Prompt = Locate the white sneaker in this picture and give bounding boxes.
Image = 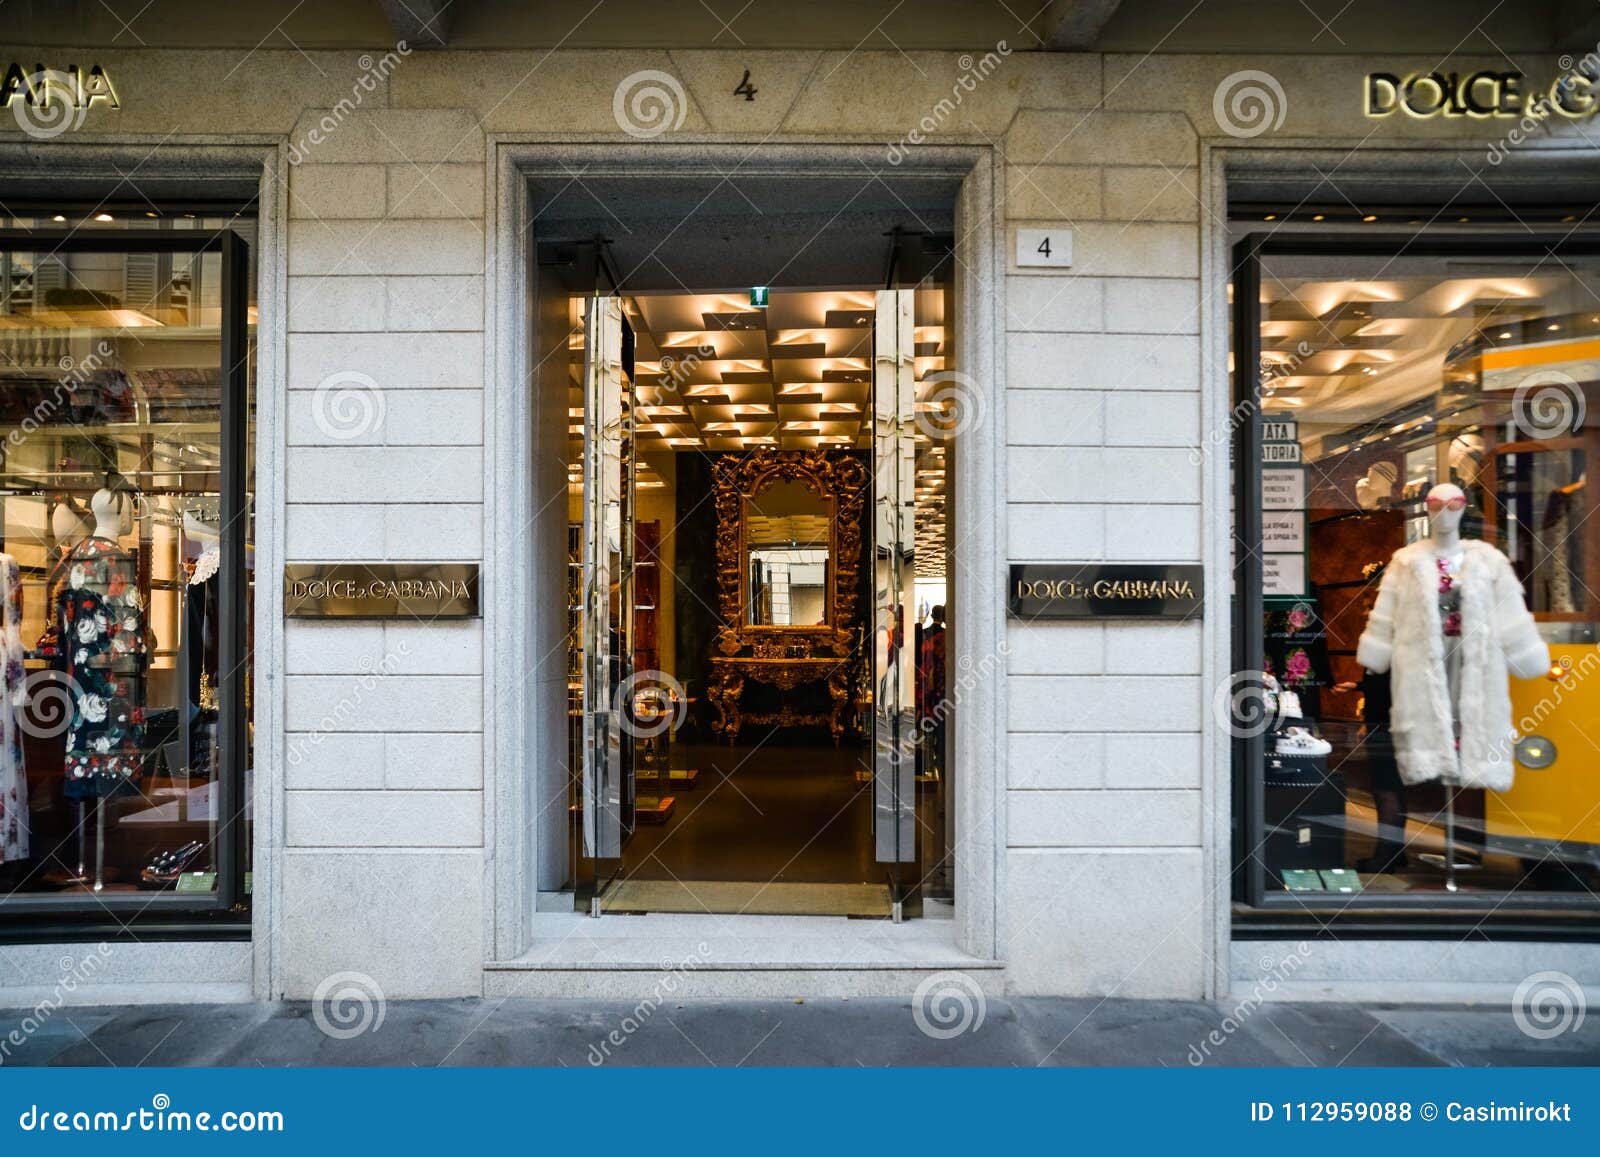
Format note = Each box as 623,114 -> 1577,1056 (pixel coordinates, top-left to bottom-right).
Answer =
1276,690 -> 1303,719
1275,726 -> 1331,756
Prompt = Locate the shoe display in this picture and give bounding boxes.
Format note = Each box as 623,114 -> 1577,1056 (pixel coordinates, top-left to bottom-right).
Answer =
138,841 -> 207,889
1275,726 -> 1331,756
1276,690 -> 1303,719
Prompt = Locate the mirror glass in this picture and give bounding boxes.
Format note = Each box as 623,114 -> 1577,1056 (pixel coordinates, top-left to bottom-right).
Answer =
744,479 -> 831,626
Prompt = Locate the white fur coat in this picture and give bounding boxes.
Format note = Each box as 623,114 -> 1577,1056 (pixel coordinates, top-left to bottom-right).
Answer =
1356,539 -> 1548,791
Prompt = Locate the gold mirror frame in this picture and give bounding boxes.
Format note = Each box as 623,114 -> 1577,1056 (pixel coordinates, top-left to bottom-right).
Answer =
712,448 -> 868,658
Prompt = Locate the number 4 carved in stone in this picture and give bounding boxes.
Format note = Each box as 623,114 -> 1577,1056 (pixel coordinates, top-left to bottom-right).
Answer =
734,69 -> 757,101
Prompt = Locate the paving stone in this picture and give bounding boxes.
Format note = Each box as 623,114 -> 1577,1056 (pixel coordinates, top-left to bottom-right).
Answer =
1235,1003 -> 1445,1067
1371,1007 -> 1600,1068
1013,997 -> 1285,1066
7,998 -> 1587,1067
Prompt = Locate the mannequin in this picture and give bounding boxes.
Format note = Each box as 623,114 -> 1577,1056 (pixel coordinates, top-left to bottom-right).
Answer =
1356,482 -> 1549,890
1355,460 -> 1398,511
59,482 -> 146,890
51,500 -> 87,544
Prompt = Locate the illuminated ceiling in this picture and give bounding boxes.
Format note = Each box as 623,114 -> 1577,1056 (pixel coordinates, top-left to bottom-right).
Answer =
1256,271 -> 1579,431
567,287 -> 951,578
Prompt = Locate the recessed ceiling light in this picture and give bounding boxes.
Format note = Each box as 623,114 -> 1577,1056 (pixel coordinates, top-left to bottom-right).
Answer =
1498,331 -> 1511,339
1263,214 -> 1277,221
1548,323 -> 1561,331
94,213 -> 113,222
1362,215 -> 1377,222
1458,216 -> 1470,223
145,211 -> 158,218
1311,214 -> 1325,222
51,214 -> 65,222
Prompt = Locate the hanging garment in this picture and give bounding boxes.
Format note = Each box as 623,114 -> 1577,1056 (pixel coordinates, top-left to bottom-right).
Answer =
0,554 -> 28,862
59,537 -> 147,800
1356,540 -> 1548,791
185,552 -> 220,779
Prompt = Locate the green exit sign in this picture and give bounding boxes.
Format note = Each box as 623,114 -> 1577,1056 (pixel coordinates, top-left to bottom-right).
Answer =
750,286 -> 769,307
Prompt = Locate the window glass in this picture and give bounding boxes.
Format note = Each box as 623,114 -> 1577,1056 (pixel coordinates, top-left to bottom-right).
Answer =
0,214 -> 254,906
1246,246 -> 1598,902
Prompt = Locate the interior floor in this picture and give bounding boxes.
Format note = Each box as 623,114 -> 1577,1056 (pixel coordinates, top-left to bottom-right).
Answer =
599,879 -> 891,917
620,740 -> 878,891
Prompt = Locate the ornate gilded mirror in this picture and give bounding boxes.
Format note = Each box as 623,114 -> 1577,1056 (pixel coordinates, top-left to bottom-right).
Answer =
742,478 -> 833,627
708,448 -> 869,743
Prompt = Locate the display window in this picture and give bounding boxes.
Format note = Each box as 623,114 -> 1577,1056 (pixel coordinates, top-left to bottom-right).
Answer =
1231,227 -> 1600,916
0,210 -> 254,927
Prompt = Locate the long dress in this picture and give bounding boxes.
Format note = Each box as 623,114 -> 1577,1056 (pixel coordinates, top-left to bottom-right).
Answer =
0,554 -> 29,861
59,537 -> 146,800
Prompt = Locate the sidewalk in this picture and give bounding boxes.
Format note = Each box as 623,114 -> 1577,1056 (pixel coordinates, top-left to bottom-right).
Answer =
4,997 -> 1597,1067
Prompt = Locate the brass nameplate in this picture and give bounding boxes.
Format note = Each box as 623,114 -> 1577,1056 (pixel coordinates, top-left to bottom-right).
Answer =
284,564 -> 479,619
1009,564 -> 1203,620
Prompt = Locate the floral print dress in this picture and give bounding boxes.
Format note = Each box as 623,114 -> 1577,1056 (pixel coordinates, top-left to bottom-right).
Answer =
0,554 -> 28,861
60,538 -> 146,800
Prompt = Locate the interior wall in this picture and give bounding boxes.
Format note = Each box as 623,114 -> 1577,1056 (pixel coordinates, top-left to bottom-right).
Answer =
672,452 -> 718,734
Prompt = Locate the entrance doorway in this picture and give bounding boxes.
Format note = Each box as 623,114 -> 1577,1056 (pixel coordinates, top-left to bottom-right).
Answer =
533,178 -> 959,920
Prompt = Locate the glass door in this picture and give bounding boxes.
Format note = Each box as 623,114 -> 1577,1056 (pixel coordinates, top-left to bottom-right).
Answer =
872,288 -> 918,913
577,294 -> 637,909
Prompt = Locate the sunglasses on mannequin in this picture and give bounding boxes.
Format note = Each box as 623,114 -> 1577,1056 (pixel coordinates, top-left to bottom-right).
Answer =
1425,495 -> 1467,512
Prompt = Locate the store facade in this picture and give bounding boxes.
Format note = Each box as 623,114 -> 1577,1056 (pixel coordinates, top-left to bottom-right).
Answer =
0,10 -> 1597,1007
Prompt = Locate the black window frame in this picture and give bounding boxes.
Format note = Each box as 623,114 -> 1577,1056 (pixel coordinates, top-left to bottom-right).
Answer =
1231,227 -> 1600,925
0,225 -> 251,931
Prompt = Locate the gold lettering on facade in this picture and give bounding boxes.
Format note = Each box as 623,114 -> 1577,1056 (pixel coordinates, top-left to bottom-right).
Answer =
284,565 -> 479,619
1015,578 -> 1195,601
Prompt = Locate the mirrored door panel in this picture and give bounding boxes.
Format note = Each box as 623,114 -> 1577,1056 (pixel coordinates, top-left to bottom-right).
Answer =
873,288 -> 917,868
580,295 -> 635,866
